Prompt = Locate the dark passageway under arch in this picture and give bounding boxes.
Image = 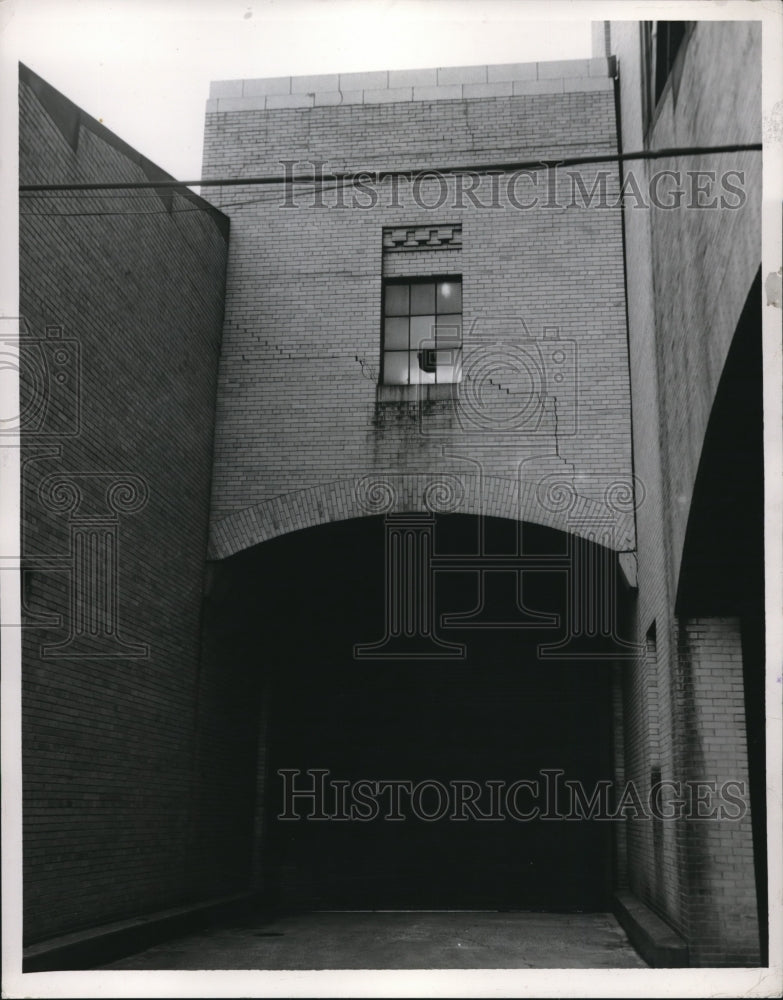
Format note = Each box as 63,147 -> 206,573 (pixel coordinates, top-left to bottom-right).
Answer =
203,515 -> 636,913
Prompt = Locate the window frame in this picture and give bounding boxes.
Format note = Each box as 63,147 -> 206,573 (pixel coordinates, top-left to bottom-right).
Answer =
641,20 -> 695,139
380,274 -> 463,388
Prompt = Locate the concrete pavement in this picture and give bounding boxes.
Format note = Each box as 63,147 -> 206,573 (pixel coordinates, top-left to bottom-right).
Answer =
103,910 -> 647,969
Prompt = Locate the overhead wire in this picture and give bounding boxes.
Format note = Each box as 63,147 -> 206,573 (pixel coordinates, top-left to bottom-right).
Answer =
18,142 -> 762,217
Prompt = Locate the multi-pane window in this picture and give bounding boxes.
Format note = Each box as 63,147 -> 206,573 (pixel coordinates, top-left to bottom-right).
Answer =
642,21 -> 691,125
653,21 -> 687,103
382,277 -> 462,385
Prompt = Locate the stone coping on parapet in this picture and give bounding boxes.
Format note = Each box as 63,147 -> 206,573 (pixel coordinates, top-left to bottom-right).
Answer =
207,57 -> 616,113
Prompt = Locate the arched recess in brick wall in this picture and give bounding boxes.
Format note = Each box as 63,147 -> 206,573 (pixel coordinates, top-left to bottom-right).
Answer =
208,472 -> 637,561
673,271 -> 765,966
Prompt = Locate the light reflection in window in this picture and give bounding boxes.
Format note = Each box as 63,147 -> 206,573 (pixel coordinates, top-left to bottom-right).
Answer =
382,277 -> 462,385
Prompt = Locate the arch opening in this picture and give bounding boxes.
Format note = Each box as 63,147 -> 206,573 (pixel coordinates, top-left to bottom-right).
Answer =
199,514 -> 638,912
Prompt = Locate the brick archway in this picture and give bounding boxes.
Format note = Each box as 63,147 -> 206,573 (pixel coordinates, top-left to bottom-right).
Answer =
208,472 -> 636,560
199,513 -> 638,912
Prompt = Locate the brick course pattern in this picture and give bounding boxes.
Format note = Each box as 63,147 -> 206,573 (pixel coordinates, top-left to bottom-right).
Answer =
673,618 -> 760,966
19,66 -> 229,943
201,59 -> 635,559
605,21 -> 762,966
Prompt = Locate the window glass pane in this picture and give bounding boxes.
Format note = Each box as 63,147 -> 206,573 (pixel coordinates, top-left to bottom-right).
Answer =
384,284 -> 409,316
435,347 -> 462,384
383,351 -> 410,385
436,315 -> 462,346
384,316 -> 408,350
437,281 -> 462,314
410,315 -> 436,350
381,278 -> 462,387
410,283 -> 435,314
410,350 -> 436,384
418,348 -> 438,374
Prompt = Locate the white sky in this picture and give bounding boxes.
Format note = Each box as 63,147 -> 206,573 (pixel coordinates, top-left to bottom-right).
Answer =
3,0 -> 595,180
1,2 -> 782,997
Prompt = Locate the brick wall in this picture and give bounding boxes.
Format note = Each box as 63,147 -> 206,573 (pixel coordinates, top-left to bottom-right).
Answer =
19,65 -> 229,942
673,617 -> 759,966
645,22 -> 761,595
604,20 -> 763,964
605,17 -> 685,937
201,59 -> 635,560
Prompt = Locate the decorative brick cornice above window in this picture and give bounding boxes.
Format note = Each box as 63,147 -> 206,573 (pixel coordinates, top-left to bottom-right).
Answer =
382,224 -> 462,252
